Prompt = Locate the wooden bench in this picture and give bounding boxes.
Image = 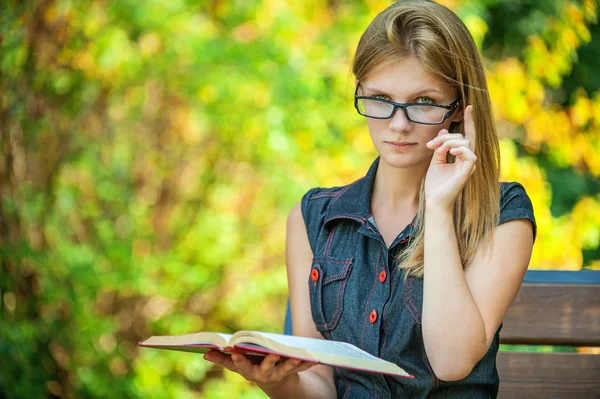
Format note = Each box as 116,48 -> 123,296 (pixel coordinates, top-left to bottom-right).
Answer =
283,270 -> 600,397
497,270 -> 600,398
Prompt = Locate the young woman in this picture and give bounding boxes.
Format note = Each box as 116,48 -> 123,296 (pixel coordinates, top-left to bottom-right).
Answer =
205,1 -> 536,397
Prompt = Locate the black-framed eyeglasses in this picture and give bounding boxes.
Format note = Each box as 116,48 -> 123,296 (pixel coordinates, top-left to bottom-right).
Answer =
354,84 -> 460,125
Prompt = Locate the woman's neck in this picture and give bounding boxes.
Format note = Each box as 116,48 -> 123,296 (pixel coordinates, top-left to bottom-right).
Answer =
372,160 -> 428,211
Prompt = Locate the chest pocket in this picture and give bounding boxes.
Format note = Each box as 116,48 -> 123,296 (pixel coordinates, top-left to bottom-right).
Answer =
308,258 -> 353,332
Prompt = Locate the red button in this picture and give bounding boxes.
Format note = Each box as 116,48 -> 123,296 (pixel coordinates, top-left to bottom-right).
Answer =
369,309 -> 378,324
379,270 -> 386,283
311,269 -> 319,281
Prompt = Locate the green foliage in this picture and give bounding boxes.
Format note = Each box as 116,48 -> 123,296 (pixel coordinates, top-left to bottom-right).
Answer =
0,0 -> 598,397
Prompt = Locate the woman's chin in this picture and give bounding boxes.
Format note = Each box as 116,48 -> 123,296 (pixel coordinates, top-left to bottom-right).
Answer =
379,152 -> 431,170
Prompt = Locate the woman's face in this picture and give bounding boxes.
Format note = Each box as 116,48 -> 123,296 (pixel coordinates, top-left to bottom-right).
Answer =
359,56 -> 462,170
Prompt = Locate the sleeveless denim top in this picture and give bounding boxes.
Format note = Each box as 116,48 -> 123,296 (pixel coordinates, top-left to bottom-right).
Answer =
301,158 -> 537,399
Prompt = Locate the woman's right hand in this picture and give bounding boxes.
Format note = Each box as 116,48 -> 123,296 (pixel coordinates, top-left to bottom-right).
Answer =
204,350 -> 316,389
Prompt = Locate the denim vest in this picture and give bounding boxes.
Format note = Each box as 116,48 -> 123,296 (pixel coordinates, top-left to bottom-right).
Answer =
300,157 -> 536,399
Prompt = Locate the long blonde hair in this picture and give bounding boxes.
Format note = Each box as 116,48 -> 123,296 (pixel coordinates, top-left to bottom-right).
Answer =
352,0 -> 500,277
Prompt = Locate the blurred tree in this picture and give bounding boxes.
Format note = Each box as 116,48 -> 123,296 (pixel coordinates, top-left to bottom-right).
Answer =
0,0 -> 598,398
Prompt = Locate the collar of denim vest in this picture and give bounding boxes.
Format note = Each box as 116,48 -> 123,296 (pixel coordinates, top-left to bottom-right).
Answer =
324,156 -> 416,238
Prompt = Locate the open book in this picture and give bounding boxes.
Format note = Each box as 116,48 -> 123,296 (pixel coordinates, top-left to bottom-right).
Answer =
139,330 -> 412,378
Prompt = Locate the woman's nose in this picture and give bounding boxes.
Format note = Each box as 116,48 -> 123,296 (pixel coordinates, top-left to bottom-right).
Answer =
388,107 -> 412,132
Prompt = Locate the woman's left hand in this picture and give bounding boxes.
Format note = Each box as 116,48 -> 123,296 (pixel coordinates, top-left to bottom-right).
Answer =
424,105 -> 477,210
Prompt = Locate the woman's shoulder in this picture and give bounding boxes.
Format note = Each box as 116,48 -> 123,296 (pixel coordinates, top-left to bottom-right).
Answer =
301,178 -> 365,208
301,187 -> 338,206
303,184 -> 355,201
498,181 -> 536,240
299,177 -> 368,231
300,183 -> 355,219
499,182 -> 533,209
298,182 -> 362,254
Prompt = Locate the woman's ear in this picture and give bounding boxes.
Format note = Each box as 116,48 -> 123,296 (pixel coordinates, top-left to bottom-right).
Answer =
451,107 -> 464,123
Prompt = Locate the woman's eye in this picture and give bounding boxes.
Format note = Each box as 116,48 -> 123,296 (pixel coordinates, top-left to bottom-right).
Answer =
373,94 -> 390,100
416,96 -> 435,105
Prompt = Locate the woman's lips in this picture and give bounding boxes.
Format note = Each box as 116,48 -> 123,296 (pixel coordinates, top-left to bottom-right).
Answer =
385,141 -> 417,151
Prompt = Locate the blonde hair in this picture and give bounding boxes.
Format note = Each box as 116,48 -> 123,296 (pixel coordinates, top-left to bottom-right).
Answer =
352,0 -> 500,278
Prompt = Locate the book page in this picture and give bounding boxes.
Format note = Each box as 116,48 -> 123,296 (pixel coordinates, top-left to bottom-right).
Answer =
236,332 -> 378,360
141,332 -> 232,349
231,331 -> 411,377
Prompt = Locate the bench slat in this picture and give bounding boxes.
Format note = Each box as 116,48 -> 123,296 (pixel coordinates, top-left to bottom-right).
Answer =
497,352 -> 600,398
523,270 -> 600,284
500,283 -> 600,346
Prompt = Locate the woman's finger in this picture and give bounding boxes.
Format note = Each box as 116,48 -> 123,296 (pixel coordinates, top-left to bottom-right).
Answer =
269,358 -> 315,382
258,354 -> 281,375
430,129 -> 451,164
267,358 -> 301,381
449,146 -> 477,164
426,132 -> 465,149
286,360 -> 316,375
463,105 -> 477,150
204,351 -> 237,372
231,352 -> 255,377
435,139 -> 470,154
279,358 -> 303,374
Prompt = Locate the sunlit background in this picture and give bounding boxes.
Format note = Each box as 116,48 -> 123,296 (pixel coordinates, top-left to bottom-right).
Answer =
1,0 -> 599,397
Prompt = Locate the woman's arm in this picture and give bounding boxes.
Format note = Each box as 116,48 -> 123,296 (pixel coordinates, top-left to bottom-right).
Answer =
204,202 -> 336,398
422,208 -> 533,381
273,201 -> 337,398
422,106 -> 534,380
